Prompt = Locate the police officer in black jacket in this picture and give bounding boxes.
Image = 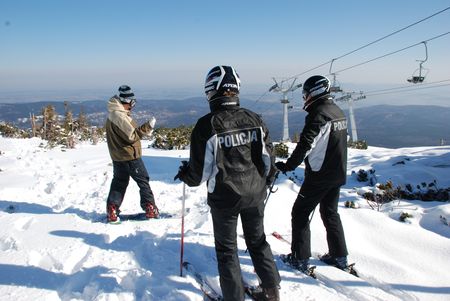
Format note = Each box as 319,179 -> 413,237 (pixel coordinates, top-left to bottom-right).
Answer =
275,75 -> 350,273
175,66 -> 280,301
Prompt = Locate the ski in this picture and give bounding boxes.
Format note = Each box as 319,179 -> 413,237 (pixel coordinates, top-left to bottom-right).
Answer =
316,254 -> 359,277
242,278 -> 263,300
182,262 -> 223,301
279,254 -> 317,279
272,231 -> 358,278
271,231 -> 290,244
117,212 -> 175,221
272,232 -> 318,278
100,212 -> 176,224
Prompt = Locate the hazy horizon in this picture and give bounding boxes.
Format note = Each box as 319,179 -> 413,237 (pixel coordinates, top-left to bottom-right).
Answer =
0,84 -> 449,109
1,1 -> 449,107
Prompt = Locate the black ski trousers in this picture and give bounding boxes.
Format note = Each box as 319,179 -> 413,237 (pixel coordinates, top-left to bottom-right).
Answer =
291,182 -> 348,260
106,158 -> 156,210
211,202 -> 280,301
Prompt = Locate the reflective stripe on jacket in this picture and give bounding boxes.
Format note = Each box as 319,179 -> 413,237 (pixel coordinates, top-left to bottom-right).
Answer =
286,96 -> 348,186
182,102 -> 274,211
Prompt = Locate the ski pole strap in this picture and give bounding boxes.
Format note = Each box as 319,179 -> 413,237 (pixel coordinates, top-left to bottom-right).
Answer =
269,171 -> 280,193
264,171 -> 279,208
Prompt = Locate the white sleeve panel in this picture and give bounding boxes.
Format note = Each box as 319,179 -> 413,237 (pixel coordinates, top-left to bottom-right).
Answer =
306,121 -> 332,171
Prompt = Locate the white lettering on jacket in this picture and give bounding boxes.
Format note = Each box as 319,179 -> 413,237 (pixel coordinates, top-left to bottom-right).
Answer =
333,119 -> 347,131
218,130 -> 259,148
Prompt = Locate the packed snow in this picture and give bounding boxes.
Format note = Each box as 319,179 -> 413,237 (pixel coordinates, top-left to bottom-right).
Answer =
0,136 -> 449,301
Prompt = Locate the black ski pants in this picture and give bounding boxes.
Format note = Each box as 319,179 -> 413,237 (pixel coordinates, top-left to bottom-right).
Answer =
106,158 -> 156,210
211,202 -> 280,301
291,182 -> 348,260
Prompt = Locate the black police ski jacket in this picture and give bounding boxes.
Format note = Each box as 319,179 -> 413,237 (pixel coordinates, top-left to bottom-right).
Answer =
181,99 -> 274,211
285,96 -> 348,186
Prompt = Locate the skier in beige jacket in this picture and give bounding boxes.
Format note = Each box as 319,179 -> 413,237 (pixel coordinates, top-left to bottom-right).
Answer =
105,85 -> 159,223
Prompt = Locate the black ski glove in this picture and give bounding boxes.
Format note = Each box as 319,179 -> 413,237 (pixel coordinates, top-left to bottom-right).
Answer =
174,160 -> 189,181
275,161 -> 290,174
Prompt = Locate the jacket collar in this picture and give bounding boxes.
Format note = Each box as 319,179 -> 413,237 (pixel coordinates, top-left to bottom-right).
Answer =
209,96 -> 240,112
303,95 -> 333,112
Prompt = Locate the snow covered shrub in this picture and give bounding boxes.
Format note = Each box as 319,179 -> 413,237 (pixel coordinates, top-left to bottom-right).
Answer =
274,142 -> 289,158
345,200 -> 358,209
355,169 -> 368,182
0,122 -> 30,138
348,140 -> 368,149
353,168 -> 377,185
363,180 -> 401,211
152,126 -> 193,150
362,180 -> 449,209
399,212 -> 413,222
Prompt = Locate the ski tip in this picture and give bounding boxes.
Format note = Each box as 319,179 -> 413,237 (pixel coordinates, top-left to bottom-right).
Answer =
272,231 -> 281,238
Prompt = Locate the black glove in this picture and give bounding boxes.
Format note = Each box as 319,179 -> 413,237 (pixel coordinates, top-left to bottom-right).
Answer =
174,160 -> 189,181
275,161 -> 290,174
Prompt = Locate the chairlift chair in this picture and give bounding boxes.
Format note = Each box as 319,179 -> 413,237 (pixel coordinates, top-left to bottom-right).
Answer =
330,85 -> 343,93
407,66 -> 428,84
407,41 -> 428,84
328,59 -> 344,93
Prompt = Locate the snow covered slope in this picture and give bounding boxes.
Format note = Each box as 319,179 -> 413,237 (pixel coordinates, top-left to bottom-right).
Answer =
0,137 -> 449,300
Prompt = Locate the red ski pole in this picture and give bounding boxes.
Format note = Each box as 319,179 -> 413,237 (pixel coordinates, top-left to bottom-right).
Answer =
180,183 -> 186,276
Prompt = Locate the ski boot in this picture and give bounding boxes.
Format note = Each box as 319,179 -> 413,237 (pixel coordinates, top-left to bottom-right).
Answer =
145,203 -> 159,219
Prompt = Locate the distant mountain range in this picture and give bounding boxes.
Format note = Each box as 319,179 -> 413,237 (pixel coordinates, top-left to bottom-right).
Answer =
1,98 -> 449,148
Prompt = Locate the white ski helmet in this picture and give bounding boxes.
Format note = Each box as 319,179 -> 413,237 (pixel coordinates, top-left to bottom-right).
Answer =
204,65 -> 241,102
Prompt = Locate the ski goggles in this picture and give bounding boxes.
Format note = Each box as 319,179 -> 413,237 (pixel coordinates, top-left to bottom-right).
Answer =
120,97 -> 136,108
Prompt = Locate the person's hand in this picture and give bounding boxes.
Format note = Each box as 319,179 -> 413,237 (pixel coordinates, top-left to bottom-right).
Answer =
174,160 -> 189,181
266,174 -> 276,188
266,167 -> 279,188
148,117 -> 156,129
275,161 -> 289,174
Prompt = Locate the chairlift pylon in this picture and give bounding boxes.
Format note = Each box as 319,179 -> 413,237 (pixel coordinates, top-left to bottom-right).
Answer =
407,41 -> 429,84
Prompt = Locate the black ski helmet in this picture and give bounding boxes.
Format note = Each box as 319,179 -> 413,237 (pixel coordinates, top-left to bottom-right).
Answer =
302,75 -> 331,102
204,65 -> 241,102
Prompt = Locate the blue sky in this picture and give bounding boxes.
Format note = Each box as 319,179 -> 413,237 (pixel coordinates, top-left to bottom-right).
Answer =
0,0 -> 449,105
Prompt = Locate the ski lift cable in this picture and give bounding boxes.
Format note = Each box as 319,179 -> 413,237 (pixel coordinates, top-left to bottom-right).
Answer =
333,32 -> 450,74
258,102 -> 281,117
253,90 -> 270,105
251,7 -> 450,105
331,6 -> 449,62
364,79 -> 450,94
285,6 -> 450,82
365,83 -> 450,97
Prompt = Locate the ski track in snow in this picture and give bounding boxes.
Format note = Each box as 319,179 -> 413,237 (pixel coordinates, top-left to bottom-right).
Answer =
0,137 -> 450,300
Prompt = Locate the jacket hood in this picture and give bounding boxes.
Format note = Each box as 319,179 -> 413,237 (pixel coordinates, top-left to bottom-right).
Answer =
108,96 -> 129,114
107,96 -> 134,133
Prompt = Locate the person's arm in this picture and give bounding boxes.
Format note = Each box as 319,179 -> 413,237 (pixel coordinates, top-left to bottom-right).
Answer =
285,114 -> 327,170
177,117 -> 215,187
